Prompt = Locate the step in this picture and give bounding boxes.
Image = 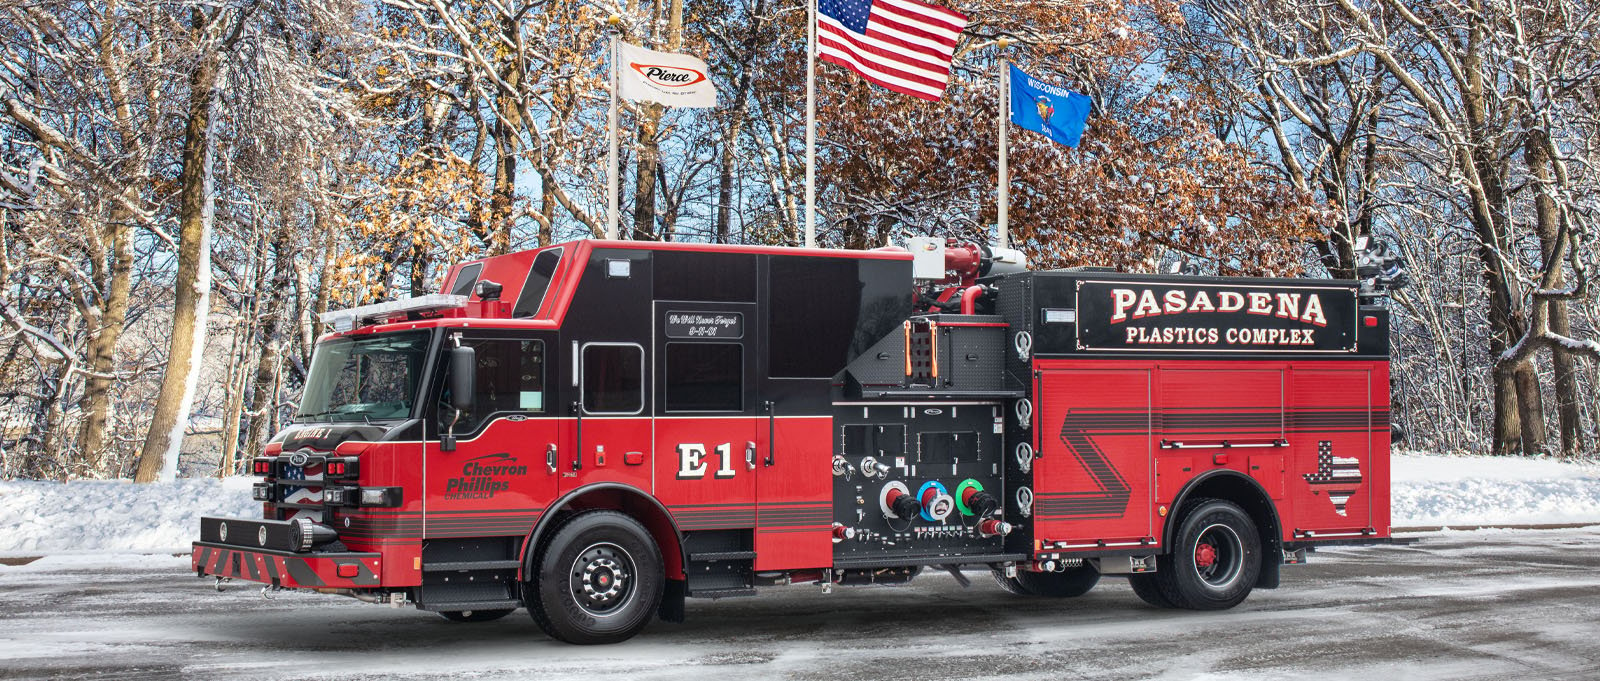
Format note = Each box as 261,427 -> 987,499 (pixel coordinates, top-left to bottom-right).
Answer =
415,599 -> 523,613
688,551 -> 756,562
686,587 -> 757,599
422,560 -> 522,572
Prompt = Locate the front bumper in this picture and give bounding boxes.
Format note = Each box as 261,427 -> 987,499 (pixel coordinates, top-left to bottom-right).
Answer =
193,515 -> 381,589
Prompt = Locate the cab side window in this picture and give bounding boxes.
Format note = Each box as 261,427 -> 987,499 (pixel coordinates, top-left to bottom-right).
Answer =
442,338 -> 545,432
582,344 -> 644,414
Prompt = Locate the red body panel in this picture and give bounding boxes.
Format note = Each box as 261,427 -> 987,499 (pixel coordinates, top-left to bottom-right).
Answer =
1031,358 -> 1389,556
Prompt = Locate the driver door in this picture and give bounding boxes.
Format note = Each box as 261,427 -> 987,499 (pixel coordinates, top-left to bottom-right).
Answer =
424,331 -> 560,537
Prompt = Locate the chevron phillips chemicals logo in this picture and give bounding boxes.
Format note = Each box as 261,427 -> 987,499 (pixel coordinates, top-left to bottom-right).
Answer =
630,62 -> 706,88
444,452 -> 527,500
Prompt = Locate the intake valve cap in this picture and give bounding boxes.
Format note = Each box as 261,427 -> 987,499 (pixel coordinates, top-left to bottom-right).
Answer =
832,523 -> 857,543
978,518 -> 1013,537
916,481 -> 955,522
881,482 -> 922,520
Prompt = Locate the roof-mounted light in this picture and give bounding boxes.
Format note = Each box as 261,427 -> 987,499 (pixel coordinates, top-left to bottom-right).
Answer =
319,294 -> 468,332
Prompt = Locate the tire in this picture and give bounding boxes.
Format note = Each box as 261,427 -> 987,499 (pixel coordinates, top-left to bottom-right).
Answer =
1147,498 -> 1261,610
1014,562 -> 1101,598
991,568 -> 1032,595
1127,573 -> 1176,608
524,510 -> 663,645
438,608 -> 514,623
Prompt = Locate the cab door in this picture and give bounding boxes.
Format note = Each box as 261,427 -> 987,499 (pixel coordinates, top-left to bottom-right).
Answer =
424,331 -> 560,537
651,302 -> 759,529
560,341 -> 653,495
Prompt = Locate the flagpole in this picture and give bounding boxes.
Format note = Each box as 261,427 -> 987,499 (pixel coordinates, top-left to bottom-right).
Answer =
996,40 -> 1012,250
605,18 -> 621,240
803,0 -> 817,248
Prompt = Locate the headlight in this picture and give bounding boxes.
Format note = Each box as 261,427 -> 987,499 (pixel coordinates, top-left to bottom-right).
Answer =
358,487 -> 402,508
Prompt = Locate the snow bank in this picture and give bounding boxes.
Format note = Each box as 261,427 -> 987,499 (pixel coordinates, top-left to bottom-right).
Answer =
1392,452 -> 1600,527
1,453 -> 1597,555
0,477 -> 257,555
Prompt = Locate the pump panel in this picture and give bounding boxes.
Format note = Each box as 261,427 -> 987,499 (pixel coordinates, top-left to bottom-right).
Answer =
830,403 -> 1010,565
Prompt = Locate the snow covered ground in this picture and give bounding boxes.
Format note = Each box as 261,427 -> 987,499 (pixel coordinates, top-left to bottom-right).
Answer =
0,452 -> 1597,555
3,528 -> 1600,680
1392,451 -> 1600,527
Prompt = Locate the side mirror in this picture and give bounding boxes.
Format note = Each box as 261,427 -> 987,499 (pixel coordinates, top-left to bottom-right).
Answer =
449,345 -> 476,413
443,345 -> 474,451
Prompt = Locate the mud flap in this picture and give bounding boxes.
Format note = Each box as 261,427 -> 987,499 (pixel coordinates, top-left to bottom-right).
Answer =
659,578 -> 686,623
1256,552 -> 1280,589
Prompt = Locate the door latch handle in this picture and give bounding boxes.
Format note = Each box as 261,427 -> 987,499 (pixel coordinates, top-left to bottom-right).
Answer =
745,441 -> 757,470
546,444 -> 557,474
764,401 -> 776,467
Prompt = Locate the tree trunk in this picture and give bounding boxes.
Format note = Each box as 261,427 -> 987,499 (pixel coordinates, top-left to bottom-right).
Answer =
134,32 -> 220,483
244,219 -> 293,459
629,0 -> 683,242
217,244 -> 261,478
1526,128 -> 1583,456
1513,362 -> 1546,455
485,15 -> 523,256
716,133 -> 737,244
77,214 -> 134,473
1458,18 -> 1534,455
632,113 -> 661,240
78,1 -> 142,475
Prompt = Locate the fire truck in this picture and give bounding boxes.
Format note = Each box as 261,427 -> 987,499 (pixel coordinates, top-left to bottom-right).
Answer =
193,237 -> 1398,644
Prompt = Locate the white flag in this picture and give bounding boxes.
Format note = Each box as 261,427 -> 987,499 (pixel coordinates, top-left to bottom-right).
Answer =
617,42 -> 717,108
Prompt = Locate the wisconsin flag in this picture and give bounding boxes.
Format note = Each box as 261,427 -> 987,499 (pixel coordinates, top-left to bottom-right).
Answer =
1008,64 -> 1091,148
618,42 -> 718,108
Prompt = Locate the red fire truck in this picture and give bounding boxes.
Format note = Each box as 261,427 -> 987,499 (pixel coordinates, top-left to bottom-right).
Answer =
193,237 -> 1396,644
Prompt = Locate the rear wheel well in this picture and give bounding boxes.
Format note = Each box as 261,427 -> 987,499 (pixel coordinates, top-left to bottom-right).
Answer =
1167,473 -> 1281,589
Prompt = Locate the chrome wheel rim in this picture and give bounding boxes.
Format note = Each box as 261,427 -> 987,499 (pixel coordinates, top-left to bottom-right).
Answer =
569,542 -> 635,617
1192,523 -> 1244,589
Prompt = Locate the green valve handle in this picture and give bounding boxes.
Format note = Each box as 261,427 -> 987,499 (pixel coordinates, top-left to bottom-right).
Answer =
955,479 -> 998,517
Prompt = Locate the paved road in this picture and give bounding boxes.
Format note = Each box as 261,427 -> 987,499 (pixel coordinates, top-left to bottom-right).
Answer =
3,528 -> 1600,680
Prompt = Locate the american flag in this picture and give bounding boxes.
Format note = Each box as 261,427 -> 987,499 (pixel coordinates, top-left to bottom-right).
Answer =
817,0 -> 967,102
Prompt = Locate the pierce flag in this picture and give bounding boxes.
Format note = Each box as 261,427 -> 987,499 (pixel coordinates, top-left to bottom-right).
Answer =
817,0 -> 967,102
617,42 -> 718,108
1008,64 -> 1091,148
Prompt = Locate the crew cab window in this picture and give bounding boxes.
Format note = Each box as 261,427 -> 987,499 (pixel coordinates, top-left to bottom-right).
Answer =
513,248 -> 562,318
665,343 -> 743,412
440,338 -> 545,432
582,344 -> 644,414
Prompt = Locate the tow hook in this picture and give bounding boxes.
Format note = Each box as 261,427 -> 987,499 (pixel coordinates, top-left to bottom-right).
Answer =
213,576 -> 231,592
262,584 -> 285,600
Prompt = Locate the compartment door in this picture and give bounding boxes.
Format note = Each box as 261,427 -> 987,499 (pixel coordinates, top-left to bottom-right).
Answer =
1034,368 -> 1154,547
1287,368 -> 1375,535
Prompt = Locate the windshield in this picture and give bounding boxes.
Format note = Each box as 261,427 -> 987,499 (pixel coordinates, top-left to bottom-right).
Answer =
296,331 -> 431,422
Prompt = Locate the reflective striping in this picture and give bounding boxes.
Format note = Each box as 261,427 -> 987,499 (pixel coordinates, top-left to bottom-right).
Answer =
284,558 -> 324,587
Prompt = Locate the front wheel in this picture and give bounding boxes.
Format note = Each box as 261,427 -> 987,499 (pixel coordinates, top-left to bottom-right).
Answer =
525,510 -> 664,645
1145,498 -> 1261,610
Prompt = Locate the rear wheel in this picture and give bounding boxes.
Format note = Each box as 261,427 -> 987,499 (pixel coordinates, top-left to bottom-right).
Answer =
991,562 -> 1100,597
991,569 -> 1031,595
524,510 -> 663,644
1146,498 -> 1261,610
438,609 -> 514,623
1014,562 -> 1101,598
1127,573 -> 1175,608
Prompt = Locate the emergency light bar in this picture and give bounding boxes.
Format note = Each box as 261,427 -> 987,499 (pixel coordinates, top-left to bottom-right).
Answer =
319,294 -> 468,332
